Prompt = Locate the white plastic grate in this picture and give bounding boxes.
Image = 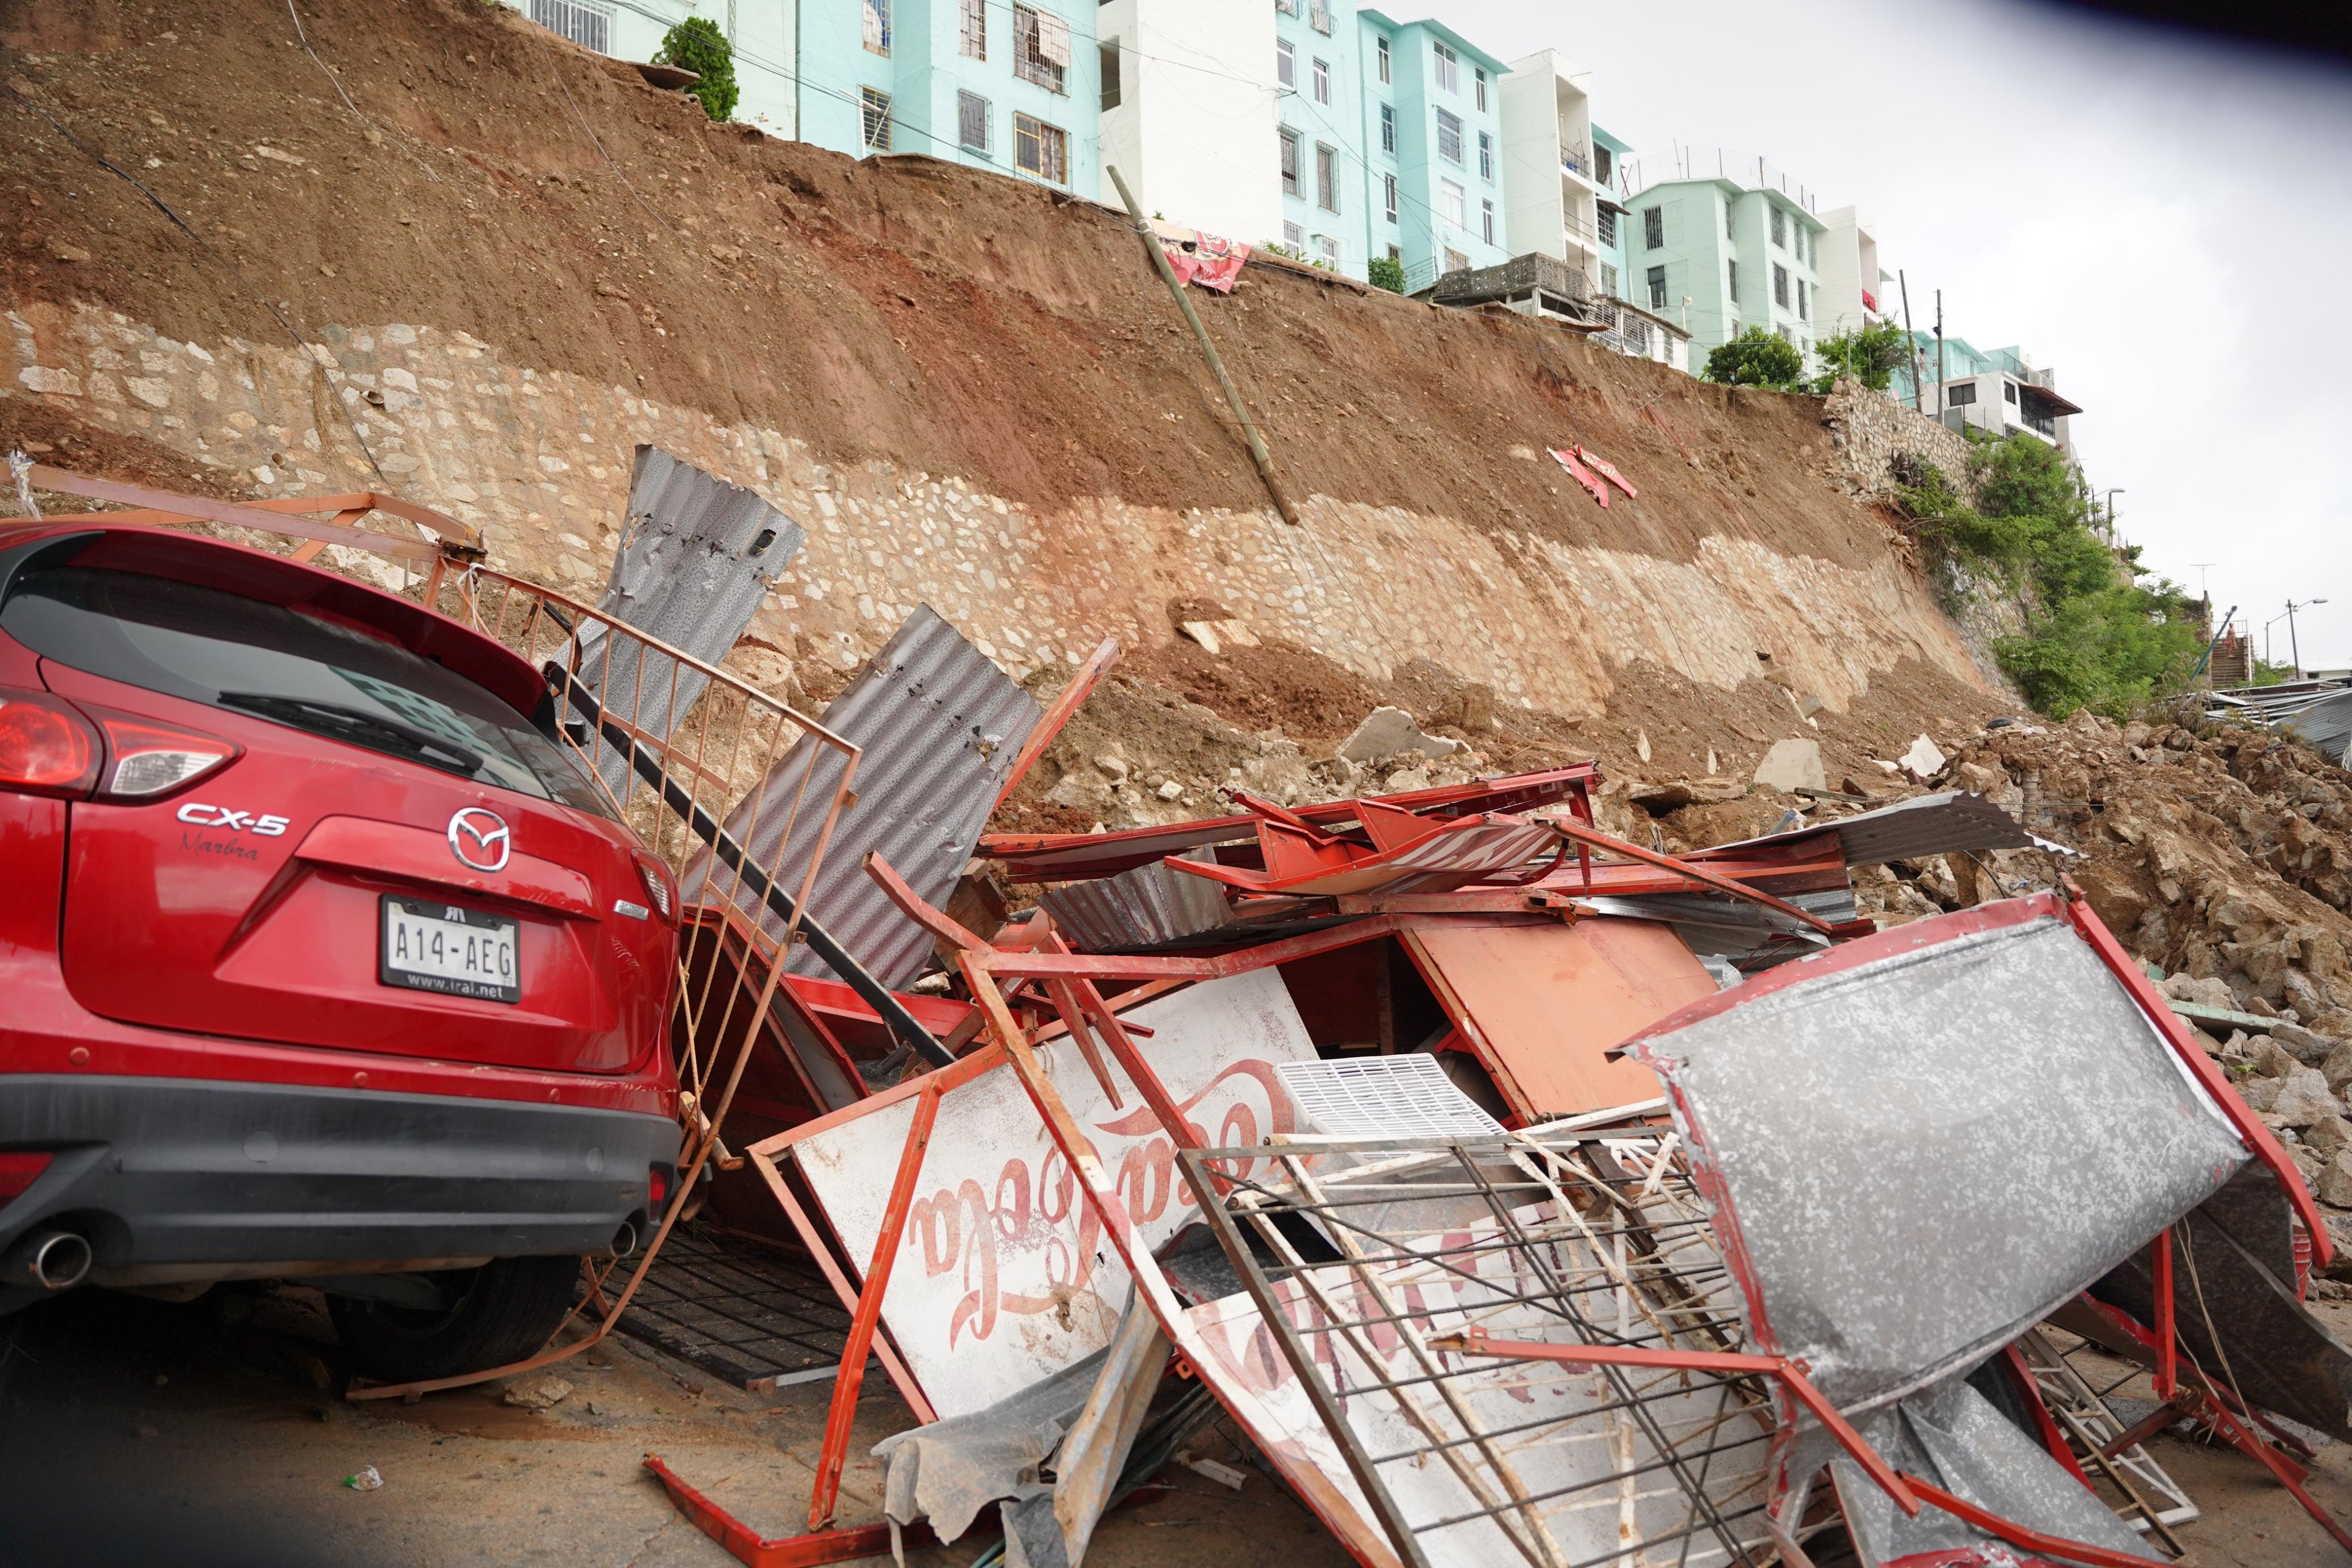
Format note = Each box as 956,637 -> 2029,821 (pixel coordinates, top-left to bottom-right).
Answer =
1277,1055 -> 1507,1139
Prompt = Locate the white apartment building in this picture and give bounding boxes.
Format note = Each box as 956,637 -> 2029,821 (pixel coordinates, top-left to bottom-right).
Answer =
1497,51 -> 1606,280
1813,205 -> 1889,340
1096,0 -> 1282,248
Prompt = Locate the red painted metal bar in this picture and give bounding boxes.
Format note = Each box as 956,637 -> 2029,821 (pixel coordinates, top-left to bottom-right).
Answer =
1538,817 -> 1837,934
2151,1228 -> 2177,1399
2061,883 -> 2332,1266
969,913 -> 1421,982
2001,1345 -> 2093,1488
1431,1329 -> 1918,1516
1897,1475 -> 2180,1568
643,1455 -> 930,1568
993,636 -> 1120,810
2183,1380 -> 2352,1555
807,1085 -> 939,1531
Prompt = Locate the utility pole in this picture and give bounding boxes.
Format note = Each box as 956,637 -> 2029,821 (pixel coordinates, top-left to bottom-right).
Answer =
2287,598 -> 2329,680
1934,289 -> 1947,421
1898,270 -> 1923,414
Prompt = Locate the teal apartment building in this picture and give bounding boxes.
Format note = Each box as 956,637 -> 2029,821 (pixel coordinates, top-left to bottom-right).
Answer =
509,0 -> 1096,193
1620,162 -> 1827,370
1273,0 -> 1370,270
1360,11 -> 1512,291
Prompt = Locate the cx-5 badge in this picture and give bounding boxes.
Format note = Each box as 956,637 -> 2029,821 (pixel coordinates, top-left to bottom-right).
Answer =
447,807 -> 512,872
176,803 -> 291,836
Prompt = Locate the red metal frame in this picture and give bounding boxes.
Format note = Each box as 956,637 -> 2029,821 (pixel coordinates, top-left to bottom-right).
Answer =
992,636 -> 1120,810
1894,1476 -> 2174,1568
642,1455 -> 931,1568
1428,1328 -> 1920,1516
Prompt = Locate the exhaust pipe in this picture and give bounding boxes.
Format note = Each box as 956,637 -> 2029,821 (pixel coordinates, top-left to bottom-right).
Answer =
3,1230 -> 92,1292
608,1221 -> 640,1261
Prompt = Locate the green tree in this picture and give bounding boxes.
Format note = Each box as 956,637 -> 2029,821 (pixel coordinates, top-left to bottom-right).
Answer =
1366,254 -> 1406,294
656,18 -> 738,122
1805,319 -> 1912,393
1703,326 -> 1804,390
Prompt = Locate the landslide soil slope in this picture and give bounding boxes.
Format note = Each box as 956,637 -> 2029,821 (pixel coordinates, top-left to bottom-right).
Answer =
1,0 -> 1999,776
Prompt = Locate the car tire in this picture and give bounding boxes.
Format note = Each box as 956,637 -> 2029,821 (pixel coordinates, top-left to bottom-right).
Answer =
328,1255 -> 582,1383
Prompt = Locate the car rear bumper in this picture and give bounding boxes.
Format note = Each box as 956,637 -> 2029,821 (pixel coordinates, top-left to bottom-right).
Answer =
0,1074 -> 679,1291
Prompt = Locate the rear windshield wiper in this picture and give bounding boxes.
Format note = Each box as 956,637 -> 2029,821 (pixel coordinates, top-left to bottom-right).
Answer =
218,691 -> 486,775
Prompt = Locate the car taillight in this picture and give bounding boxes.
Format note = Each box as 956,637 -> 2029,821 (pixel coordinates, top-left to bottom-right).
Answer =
0,1152 -> 53,1202
636,854 -> 676,920
648,1166 -> 668,1209
0,688 -> 100,798
86,708 -> 239,800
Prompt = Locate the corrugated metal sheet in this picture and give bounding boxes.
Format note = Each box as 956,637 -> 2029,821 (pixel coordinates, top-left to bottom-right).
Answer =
683,607 -> 1041,988
1708,791 -> 2034,868
2210,683 -> 2352,766
1038,854 -> 1236,952
576,446 -> 806,785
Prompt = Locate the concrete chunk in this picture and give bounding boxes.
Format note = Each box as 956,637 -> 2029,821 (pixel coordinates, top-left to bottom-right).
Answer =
1751,738 -> 1824,793
1337,707 -> 1460,764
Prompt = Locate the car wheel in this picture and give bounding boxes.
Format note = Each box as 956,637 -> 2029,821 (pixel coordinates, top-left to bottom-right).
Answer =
328,1255 -> 581,1383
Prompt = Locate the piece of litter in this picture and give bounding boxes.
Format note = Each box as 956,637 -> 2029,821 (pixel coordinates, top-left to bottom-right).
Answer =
1177,1452 -> 1250,1490
343,1466 -> 383,1491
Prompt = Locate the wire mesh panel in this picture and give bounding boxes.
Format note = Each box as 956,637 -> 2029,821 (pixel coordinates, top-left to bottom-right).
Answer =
1175,1130 -> 1782,1568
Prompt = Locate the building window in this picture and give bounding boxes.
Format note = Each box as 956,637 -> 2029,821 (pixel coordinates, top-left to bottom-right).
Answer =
1480,198 -> 1494,244
1013,5 -> 1070,93
1275,0 -> 1296,11
2003,380 -> 2018,404
864,0 -> 890,54
1436,108 -> 1464,165
1312,57 -> 1329,105
1284,220 -> 1304,248
1383,173 -> 1397,222
1797,278 -> 1808,320
1440,178 -> 1465,227
1477,130 -> 1493,180
1642,206 -> 1662,249
1647,265 -> 1667,308
1387,243 -> 1402,263
1013,113 -> 1067,182
1475,66 -> 1488,110
1596,206 -> 1616,246
1444,246 -> 1469,273
1727,258 -> 1739,303
961,0 -> 985,58
1309,0 -> 1331,34
1278,128 -> 1301,196
1316,144 -> 1339,211
1593,145 -> 1612,185
1770,204 -> 1785,249
860,87 -> 892,150
1379,103 -> 1395,153
1949,382 -> 1978,406
1600,262 -> 1618,296
528,0 -> 612,55
1432,40 -> 1458,94
1318,233 -> 1340,265
1725,202 -> 1735,242
1276,38 -> 1295,88
1376,35 -> 1391,83
1099,43 -> 1119,109
958,89 -> 991,152
1628,318 -> 1651,355
1772,262 -> 1789,307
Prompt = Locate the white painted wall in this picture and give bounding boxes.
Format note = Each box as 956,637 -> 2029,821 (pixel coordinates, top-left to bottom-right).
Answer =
1500,51 -> 1600,273
1814,205 -> 1884,341
1097,0 -> 1279,246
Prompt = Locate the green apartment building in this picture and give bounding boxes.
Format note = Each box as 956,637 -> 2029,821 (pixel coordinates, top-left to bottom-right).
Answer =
1359,10 -> 1512,291
1622,165 -> 1827,371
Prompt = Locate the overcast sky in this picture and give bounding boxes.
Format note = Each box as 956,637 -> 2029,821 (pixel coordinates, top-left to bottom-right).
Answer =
1423,0 -> 2352,672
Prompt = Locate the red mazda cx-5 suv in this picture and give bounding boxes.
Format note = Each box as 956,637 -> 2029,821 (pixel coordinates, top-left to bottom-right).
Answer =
0,521 -> 680,1380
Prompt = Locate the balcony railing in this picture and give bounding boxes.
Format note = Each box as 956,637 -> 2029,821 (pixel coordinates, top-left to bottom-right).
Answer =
1309,1 -> 1332,31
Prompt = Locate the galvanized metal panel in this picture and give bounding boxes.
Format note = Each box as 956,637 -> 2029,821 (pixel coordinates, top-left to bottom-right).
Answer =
1626,912 -> 2247,1416
1037,854 -> 1235,952
1709,791 -> 2034,868
683,607 -> 1040,988
575,446 -> 804,786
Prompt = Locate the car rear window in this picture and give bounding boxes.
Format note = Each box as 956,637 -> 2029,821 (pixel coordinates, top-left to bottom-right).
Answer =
2,564 -> 616,818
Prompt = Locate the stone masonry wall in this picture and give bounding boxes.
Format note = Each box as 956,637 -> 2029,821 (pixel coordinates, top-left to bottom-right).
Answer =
6,301 -> 1992,722
1823,375 -> 1980,505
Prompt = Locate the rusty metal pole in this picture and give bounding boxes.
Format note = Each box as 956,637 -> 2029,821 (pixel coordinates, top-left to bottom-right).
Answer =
1105,165 -> 1302,527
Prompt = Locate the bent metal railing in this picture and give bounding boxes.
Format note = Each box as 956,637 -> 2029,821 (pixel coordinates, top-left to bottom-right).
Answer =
3,462 -> 879,1398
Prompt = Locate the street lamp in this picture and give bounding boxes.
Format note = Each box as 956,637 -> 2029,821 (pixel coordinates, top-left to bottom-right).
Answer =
2288,599 -> 2328,680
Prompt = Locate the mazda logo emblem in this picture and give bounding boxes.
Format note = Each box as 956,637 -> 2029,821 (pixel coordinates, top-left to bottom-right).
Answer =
447,807 -> 512,872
